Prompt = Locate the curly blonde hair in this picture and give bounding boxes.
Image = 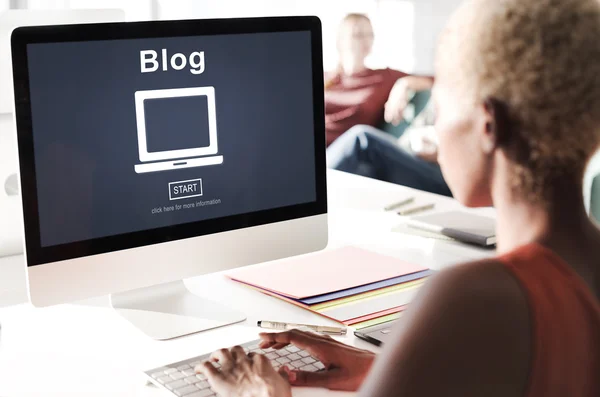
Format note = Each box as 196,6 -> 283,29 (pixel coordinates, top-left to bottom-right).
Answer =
441,0 -> 600,204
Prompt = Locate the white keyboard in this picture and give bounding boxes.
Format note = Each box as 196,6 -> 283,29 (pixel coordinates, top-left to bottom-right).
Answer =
144,338 -> 325,397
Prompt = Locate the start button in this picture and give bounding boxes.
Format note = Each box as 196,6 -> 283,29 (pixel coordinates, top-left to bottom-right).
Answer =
169,178 -> 203,200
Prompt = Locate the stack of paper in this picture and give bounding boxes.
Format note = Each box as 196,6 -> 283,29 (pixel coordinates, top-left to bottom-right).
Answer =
228,246 -> 433,328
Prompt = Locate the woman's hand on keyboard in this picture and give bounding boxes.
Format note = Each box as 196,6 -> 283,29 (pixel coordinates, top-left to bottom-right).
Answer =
259,329 -> 376,391
195,345 -> 292,397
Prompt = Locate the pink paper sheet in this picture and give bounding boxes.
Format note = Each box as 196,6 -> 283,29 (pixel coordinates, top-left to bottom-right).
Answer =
344,305 -> 407,325
228,246 -> 427,299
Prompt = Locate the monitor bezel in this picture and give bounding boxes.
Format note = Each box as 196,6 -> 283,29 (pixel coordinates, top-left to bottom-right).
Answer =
11,16 -> 327,267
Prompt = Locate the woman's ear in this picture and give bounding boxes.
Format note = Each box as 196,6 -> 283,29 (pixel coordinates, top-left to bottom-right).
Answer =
481,97 -> 511,153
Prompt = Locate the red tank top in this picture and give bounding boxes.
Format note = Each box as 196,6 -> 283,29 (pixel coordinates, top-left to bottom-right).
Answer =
499,243 -> 600,396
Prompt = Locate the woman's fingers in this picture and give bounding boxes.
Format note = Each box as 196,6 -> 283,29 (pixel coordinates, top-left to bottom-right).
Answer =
384,100 -> 406,126
210,348 -> 233,364
269,342 -> 290,350
278,366 -> 292,382
384,101 -> 393,123
259,329 -> 320,349
287,368 -> 341,388
259,329 -> 336,359
230,345 -> 247,362
195,361 -> 231,394
195,361 -> 224,384
196,346 -> 294,396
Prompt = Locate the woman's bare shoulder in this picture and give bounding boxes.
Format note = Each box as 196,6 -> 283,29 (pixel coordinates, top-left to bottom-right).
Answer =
361,258 -> 532,397
414,259 -> 531,395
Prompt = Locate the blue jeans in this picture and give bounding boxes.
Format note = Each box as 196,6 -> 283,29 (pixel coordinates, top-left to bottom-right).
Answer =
327,125 -> 452,197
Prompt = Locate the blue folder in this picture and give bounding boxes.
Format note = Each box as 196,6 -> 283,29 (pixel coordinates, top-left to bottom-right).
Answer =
298,269 -> 434,305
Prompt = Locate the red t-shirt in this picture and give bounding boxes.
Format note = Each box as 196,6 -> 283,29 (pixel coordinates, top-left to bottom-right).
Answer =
324,68 -> 408,145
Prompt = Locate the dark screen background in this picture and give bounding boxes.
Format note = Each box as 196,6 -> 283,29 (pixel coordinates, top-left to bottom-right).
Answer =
144,96 -> 211,152
27,31 -> 317,247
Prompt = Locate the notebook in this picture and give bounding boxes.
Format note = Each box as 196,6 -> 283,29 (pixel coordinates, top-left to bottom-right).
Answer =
407,211 -> 496,247
228,246 -> 428,299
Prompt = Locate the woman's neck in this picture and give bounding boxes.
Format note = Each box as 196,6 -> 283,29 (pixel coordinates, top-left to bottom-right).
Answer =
493,177 -> 593,255
340,58 -> 367,76
494,177 -> 600,297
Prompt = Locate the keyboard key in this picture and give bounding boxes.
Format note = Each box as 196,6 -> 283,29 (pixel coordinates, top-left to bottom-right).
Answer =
276,357 -> 291,365
298,350 -> 310,358
248,344 -> 260,350
177,364 -> 192,371
151,368 -> 170,378
286,345 -> 300,353
287,353 -> 301,361
196,374 -> 207,381
175,384 -> 200,396
170,372 -> 186,381
266,352 -> 279,360
157,375 -> 172,384
184,375 -> 199,384
166,379 -> 188,390
290,360 -> 305,369
300,364 -> 319,372
301,357 -> 316,365
190,361 -> 203,368
165,368 -> 178,375
197,380 -> 210,389
315,362 -> 325,370
182,369 -> 196,376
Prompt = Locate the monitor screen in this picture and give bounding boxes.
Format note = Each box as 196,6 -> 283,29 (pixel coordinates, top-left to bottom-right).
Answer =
17,25 -> 323,259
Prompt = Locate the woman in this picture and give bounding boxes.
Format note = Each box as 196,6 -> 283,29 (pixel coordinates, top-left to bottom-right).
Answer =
197,0 -> 600,395
325,13 -> 450,196
324,13 -> 433,146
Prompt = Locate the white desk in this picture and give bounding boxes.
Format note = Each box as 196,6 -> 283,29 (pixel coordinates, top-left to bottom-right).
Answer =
0,170 -> 495,397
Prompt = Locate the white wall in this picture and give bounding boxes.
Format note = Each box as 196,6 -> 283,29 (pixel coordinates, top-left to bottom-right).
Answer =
156,0 -> 415,72
0,114 -> 16,179
411,0 -> 463,74
0,113 -> 21,257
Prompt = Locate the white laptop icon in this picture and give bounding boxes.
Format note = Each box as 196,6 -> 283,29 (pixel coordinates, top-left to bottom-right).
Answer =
134,86 -> 223,174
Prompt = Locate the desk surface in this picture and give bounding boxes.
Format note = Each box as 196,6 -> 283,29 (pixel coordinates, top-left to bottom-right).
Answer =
0,170 -> 495,397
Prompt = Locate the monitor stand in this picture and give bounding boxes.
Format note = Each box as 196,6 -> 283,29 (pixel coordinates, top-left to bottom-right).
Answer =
109,280 -> 246,340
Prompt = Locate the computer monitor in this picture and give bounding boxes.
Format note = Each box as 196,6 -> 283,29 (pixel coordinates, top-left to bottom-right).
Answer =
11,17 -> 327,339
0,9 -> 125,259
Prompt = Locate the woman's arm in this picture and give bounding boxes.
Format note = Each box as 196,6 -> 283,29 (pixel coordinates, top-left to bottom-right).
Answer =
358,261 -> 531,397
402,75 -> 435,91
385,76 -> 434,125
